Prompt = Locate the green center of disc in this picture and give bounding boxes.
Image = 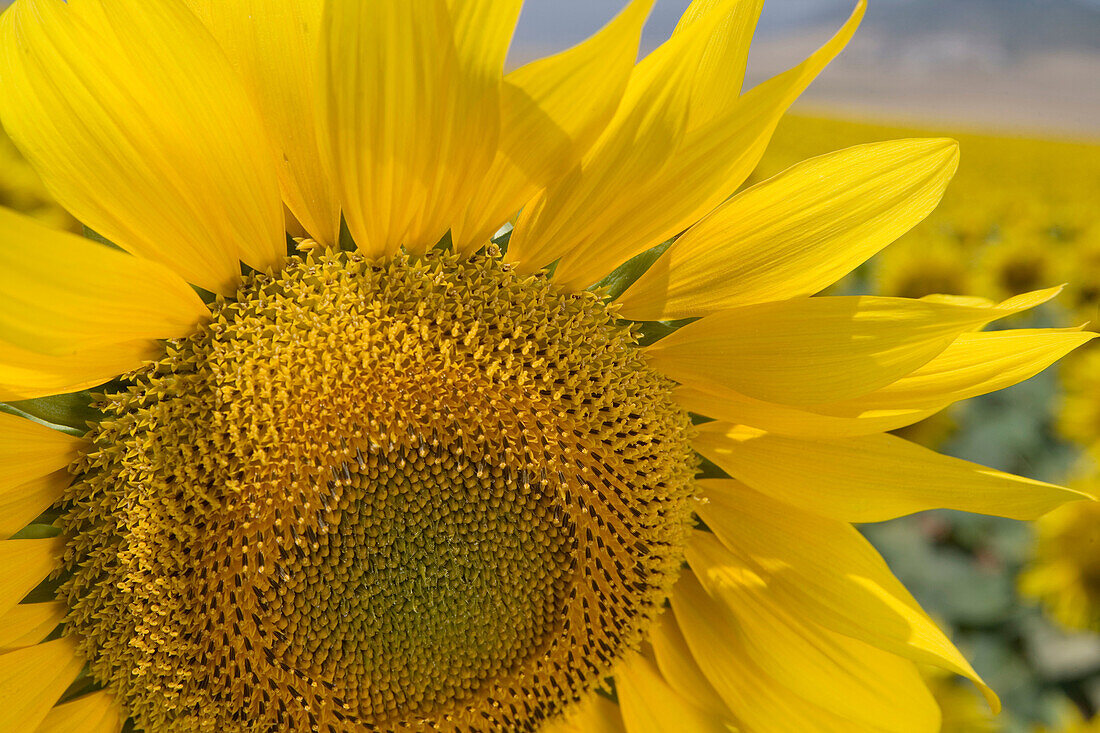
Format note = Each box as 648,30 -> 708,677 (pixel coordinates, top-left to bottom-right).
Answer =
267,447 -> 576,720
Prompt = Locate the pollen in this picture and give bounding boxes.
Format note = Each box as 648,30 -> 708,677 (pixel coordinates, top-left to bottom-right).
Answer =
57,247 -> 697,732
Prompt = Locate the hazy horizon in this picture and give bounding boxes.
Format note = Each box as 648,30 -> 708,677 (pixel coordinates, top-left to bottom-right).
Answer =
0,0 -> 1094,136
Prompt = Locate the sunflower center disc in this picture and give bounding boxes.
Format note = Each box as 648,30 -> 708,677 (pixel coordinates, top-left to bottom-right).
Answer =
60,248 -> 696,732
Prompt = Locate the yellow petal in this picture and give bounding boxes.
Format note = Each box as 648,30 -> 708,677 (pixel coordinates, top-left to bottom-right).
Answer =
0,537 -> 65,623
36,690 -> 123,733
0,0 -> 285,294
505,0 -> 749,276
185,0 -> 340,247
452,0 -> 654,252
543,694 -> 627,733
644,288 -> 1059,406
670,571 -> 868,733
0,338 -> 162,402
614,650 -> 734,733
0,637 -> 85,733
0,208 -> 208,358
694,422 -> 1088,522
648,610 -> 735,719
672,0 -> 765,129
0,411 -> 84,495
0,469 -> 71,540
617,138 -> 960,320
696,481 -> 998,711
840,327 -> 1096,411
0,602 -> 67,653
675,327 -> 1093,438
507,2 -> 865,291
685,531 -> 941,732
320,0 -> 520,257
675,383 -> 938,439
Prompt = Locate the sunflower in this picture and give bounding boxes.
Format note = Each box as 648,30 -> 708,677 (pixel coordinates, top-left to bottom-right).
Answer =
920,665 -> 1000,733
873,234 -> 974,301
973,228 -> 1058,304
0,1 -> 1093,732
1020,495 -> 1100,632
1058,347 -> 1100,459
1035,708 -> 1100,733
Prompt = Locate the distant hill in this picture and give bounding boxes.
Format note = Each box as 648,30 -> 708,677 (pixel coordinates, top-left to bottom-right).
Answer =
757,0 -> 1100,56
870,0 -> 1100,54
746,0 -> 1100,136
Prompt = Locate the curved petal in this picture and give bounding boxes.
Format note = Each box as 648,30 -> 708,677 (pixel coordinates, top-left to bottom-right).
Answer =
840,327 -> 1096,411
614,651 -> 734,733
36,690 -> 124,733
0,0 -> 285,294
185,0 -> 340,247
507,2 -> 865,291
675,383 -> 939,439
675,327 -> 1094,438
695,482 -> 998,711
644,288 -> 1060,406
693,422 -> 1089,522
0,411 -> 85,495
0,469 -> 71,539
0,537 -> 66,624
670,571 -> 871,733
0,637 -> 86,733
320,0 -> 520,257
0,338 -> 162,402
684,533 -> 941,732
543,694 -> 627,733
617,138 -> 960,320
0,601 -> 66,653
648,610 -> 735,720
452,0 -> 654,252
0,208 -> 208,357
672,0 -> 764,130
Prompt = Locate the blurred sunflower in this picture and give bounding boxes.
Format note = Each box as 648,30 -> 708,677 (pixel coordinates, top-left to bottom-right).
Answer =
1059,226 -> 1100,325
1020,496 -> 1100,631
874,236 -> 974,301
921,665 -> 1000,733
1058,348 -> 1100,458
974,228 -> 1058,304
0,1 -> 1094,732
1035,707 -> 1100,733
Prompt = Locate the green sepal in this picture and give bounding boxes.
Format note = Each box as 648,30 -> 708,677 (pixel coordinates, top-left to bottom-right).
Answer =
82,225 -> 123,251
2,391 -> 101,435
492,223 -> 513,254
10,523 -> 62,540
338,215 -> 357,252
630,318 -> 694,348
590,239 -> 673,301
